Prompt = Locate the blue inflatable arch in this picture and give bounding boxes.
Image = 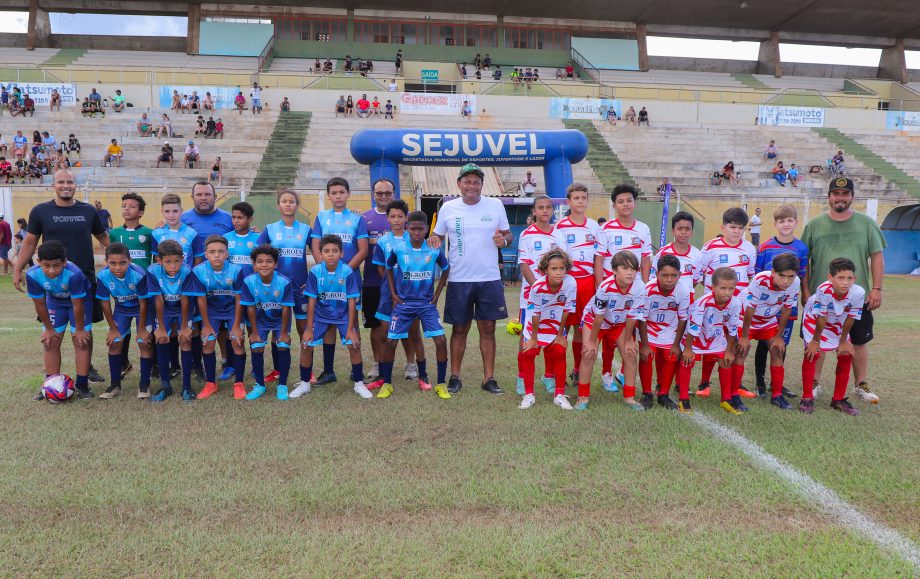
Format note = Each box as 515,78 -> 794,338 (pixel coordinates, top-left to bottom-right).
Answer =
350,129 -> 589,200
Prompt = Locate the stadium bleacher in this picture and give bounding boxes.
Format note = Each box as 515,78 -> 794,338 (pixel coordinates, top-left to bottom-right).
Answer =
70,49 -> 258,71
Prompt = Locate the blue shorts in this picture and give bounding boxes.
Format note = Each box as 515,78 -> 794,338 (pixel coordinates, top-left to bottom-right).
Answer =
375,291 -> 394,322
309,320 -> 352,347
781,316 -> 795,345
252,98 -> 261,107
388,302 -> 444,340
49,305 -> 93,334
443,280 -> 508,326
204,317 -> 242,341
154,316 -> 193,337
293,289 -> 309,321
250,326 -> 291,350
113,311 -> 144,342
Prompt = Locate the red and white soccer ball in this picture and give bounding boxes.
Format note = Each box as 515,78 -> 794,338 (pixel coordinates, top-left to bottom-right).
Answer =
42,374 -> 75,404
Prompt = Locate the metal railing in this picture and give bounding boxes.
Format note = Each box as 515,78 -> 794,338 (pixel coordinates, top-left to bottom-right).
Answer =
570,46 -> 600,84
257,35 -> 275,73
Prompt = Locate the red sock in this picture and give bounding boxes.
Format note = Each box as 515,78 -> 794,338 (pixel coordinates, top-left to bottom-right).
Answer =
718,365 -> 734,401
572,340 -> 582,375
623,384 -> 636,398
578,382 -> 591,398
801,354 -> 819,399
639,351 -> 654,394
701,358 -> 716,384
770,366 -> 785,398
544,344 -> 567,395
677,360 -> 693,401
658,352 -> 678,395
518,349 -> 538,395
833,354 -> 853,401
732,363 -> 745,396
602,341 -> 614,375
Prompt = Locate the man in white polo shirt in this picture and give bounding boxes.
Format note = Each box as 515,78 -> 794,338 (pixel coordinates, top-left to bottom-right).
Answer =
430,163 -> 513,395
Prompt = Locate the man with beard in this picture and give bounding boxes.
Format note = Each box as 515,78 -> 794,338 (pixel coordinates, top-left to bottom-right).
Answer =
801,177 -> 885,404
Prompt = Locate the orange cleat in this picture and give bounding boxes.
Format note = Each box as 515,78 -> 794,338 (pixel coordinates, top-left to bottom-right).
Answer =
738,387 -> 758,399
418,378 -> 432,391
233,382 -> 246,400
198,381 -> 218,399
366,378 -> 385,390
695,383 -> 711,398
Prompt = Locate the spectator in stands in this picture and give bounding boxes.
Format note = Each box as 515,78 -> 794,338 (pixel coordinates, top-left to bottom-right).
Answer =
0,133 -> 7,155
21,94 -> 35,117
385,99 -> 394,119
41,131 -> 56,152
346,95 -> 354,116
624,106 -> 637,125
638,106 -> 650,126
461,63 -> 468,79
235,92 -> 246,115
344,55 -> 353,72
156,141 -> 174,168
50,88 -> 61,112
26,158 -> 42,183
184,140 -> 200,169
832,150 -> 846,174
190,91 -> 201,113
250,83 -> 262,115
461,100 -> 472,118
214,118 -> 224,139
54,146 -> 71,171
88,88 -> 102,107
203,92 -> 215,111
606,107 -> 618,125
388,79 -> 397,92
788,163 -> 799,187
749,207 -> 762,247
372,97 -> 380,115
521,171 -> 537,196
565,63 -> 575,79
312,58 -> 321,73
103,138 -> 123,167
34,147 -> 51,175
721,161 -> 739,185
205,116 -> 216,138
195,115 -> 206,136
657,177 -> 677,200
95,200 -> 113,230
356,94 -> 371,118
280,97 -> 291,112
170,90 -> 182,112
323,58 -> 333,73
483,54 -> 492,70
533,68 -> 540,81
555,68 -> 564,80
210,157 -> 222,185
475,68 -> 482,80
12,154 -> 27,183
0,85 -> 8,111
0,157 -> 11,183
772,161 -> 788,186
66,133 -> 80,157
110,89 -> 126,113
31,131 -> 42,155
335,95 -> 346,117
157,114 -> 172,138
474,53 -> 482,68
395,49 -> 402,73
180,94 -> 191,113
524,68 -> 533,85
13,132 -> 27,157
764,139 -> 777,160
8,97 -> 23,117
493,66 -> 502,81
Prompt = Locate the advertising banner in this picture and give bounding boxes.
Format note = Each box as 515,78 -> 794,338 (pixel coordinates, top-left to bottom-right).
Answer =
757,105 -> 825,127
885,110 -> 920,131
549,98 -> 621,120
3,82 -> 77,106
399,92 -> 475,116
158,85 -> 241,110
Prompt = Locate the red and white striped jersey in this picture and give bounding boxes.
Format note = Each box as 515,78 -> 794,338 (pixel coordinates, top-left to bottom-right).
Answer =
687,293 -> 742,354
801,281 -> 865,350
598,218 -> 652,276
744,271 -> 800,331
644,279 -> 691,348
552,216 -> 600,279
698,237 -> 757,298
653,242 -> 701,295
522,275 -> 577,346
581,277 -> 646,330
517,224 -> 559,308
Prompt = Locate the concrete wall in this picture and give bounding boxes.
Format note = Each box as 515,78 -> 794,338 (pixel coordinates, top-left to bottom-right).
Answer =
0,33 -> 28,48
199,21 -> 272,56
781,61 -> 878,79
649,55 -> 884,79
49,34 -> 186,51
571,38 -> 639,70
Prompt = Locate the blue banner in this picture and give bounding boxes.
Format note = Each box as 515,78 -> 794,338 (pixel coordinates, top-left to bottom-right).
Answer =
659,183 -> 671,248
549,98 -> 621,120
158,85 -> 242,110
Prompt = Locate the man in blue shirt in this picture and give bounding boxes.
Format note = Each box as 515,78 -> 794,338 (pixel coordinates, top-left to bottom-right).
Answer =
181,181 -> 233,238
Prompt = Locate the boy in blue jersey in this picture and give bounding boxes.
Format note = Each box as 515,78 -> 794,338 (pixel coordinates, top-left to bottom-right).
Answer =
309,177 -> 369,385
186,235 -> 246,400
297,234 -> 371,399
241,245 -> 294,400
96,243 -> 152,399
376,211 -> 451,399
152,193 -> 204,268
221,200 -> 260,382
753,204 -> 809,398
26,240 -> 94,400
147,240 -> 199,401
257,188 -> 310,388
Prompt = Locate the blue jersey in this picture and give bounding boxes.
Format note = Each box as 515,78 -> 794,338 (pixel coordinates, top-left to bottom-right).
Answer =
304,262 -> 360,324
181,208 -> 233,238
186,261 -> 244,320
146,263 -> 196,320
151,223 -> 204,268
372,230 -> 409,305
755,236 -> 809,278
386,241 -> 449,303
240,272 -> 295,330
225,230 -> 261,277
96,263 -> 150,316
26,261 -> 91,308
257,220 -> 311,289
310,208 -> 369,267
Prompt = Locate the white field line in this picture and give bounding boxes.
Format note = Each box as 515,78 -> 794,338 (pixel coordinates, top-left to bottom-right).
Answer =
689,412 -> 920,571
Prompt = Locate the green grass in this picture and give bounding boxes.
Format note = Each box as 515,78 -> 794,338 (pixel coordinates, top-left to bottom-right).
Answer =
0,274 -> 918,575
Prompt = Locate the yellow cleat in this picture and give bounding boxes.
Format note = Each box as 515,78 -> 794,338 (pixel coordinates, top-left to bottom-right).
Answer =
434,383 -> 451,399
720,400 -> 742,415
376,383 -> 394,399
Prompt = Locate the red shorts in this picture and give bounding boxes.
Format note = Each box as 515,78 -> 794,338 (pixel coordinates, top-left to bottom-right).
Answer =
568,276 -> 596,328
749,327 -> 778,341
581,321 -> 624,343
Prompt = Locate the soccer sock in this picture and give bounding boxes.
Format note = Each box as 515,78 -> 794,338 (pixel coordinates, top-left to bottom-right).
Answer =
351,363 -> 364,383
638,351 -> 654,394
577,382 -> 591,398
676,361 -> 693,401
416,358 -> 428,381
300,365 -> 312,383
191,336 -> 203,370
754,340 -> 769,385
732,363 -> 745,396
156,343 -> 172,382
233,350 -> 245,382
623,384 -> 636,398
121,336 -> 131,368
519,349 -> 538,395
770,366 -> 785,398
277,348 -> 291,386
572,340 -> 582,375
76,374 -> 88,392
108,353 -> 123,388
251,350 -> 265,385
225,348 -> 234,370
801,355 -> 817,399
543,344 -> 565,395
203,352 -> 217,383
602,342 -> 615,375
717,365 -> 733,401
833,355 -> 853,401
271,343 -> 280,372
323,344 -> 335,373
701,358 -> 716,384
181,350 -> 193,390
658,353 -> 677,395
139,356 -> 153,388
379,361 -> 394,383
170,337 -> 180,371
436,360 -> 447,385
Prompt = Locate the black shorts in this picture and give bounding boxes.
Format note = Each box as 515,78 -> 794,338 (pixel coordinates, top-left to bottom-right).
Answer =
362,285 -> 382,328
850,304 -> 874,346
88,276 -> 104,324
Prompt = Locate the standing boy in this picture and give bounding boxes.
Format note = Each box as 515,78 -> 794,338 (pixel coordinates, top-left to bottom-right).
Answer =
654,211 -> 701,298
152,193 -> 204,268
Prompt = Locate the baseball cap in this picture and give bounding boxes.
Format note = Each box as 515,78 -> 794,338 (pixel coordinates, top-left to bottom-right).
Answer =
828,176 -> 854,194
457,163 -> 484,180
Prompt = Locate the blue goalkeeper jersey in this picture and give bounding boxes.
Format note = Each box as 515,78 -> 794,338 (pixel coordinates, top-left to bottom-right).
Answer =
186,261 -> 244,320
240,272 -> 295,330
257,220 -> 310,289
386,241 -> 449,303
26,261 -> 91,308
310,208 -> 369,267
95,263 -> 150,316
304,262 -> 360,324
224,230 -> 261,278
146,263 -> 195,319
151,223 -> 204,268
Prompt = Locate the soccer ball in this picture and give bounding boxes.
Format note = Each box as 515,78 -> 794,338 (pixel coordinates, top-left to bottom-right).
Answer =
42,374 -> 75,404
506,320 -> 523,335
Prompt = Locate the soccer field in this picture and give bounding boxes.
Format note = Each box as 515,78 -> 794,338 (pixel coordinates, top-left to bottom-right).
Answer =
1,275 -> 918,576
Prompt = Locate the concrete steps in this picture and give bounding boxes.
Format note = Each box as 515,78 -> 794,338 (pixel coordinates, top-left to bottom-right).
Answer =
814,127 -> 920,199
251,111 -> 312,194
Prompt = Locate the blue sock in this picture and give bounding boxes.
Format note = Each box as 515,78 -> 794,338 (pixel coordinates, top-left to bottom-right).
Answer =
139,356 -> 153,387
300,365 -> 312,382
108,353 -> 122,388
203,352 -> 216,383
170,338 -> 180,371
437,360 -> 447,384
351,363 -> 364,383
181,350 -> 193,389
191,336 -> 203,371
379,361 -> 394,383
156,343 -> 172,382
251,350 -> 265,384
278,348 -> 291,386
416,359 -> 427,381
233,350 -> 245,382
323,343 -> 335,373
271,343 -> 280,371
76,374 -> 88,392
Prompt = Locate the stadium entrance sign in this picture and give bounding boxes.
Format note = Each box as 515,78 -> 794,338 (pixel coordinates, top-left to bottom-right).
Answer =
757,105 -> 825,127
350,129 -> 588,199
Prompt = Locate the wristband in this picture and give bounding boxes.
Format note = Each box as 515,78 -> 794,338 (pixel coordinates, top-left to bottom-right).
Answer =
872,287 -> 882,292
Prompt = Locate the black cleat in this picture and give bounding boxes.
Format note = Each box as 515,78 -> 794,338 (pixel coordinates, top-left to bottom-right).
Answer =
76,388 -> 94,399
657,394 -> 679,410
87,366 -> 105,384
756,382 -> 767,398
640,392 -> 655,410
481,377 -> 504,395
32,392 -> 45,401
781,386 -> 798,399
120,362 -> 134,381
730,395 -> 749,412
314,371 -> 338,385
447,375 -> 462,394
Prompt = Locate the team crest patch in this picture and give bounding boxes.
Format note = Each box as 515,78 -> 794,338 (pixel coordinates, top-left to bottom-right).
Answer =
585,234 -> 596,243
534,241 -> 542,250
739,255 -> 750,264
719,255 -> 728,263
615,236 -> 623,244
625,300 -> 633,309
761,293 -> 769,300
138,235 -> 146,243
668,300 -> 678,308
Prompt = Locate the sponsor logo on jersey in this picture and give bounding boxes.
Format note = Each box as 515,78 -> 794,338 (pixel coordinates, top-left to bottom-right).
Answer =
534,241 -> 542,250
615,236 -> 622,244
278,247 -> 304,258
318,291 -> 346,300
567,234 -> 576,243
719,254 -> 728,263
403,271 -> 432,280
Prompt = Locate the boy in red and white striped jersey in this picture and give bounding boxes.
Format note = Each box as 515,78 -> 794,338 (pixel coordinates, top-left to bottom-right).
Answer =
653,211 -> 702,298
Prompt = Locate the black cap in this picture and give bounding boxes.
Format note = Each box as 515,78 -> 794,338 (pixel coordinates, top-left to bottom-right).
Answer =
828,176 -> 854,194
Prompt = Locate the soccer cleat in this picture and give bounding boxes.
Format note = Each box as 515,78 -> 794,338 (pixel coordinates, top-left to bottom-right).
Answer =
354,381 -> 373,399
756,382 -> 767,398
366,378 -> 385,390
657,394 -> 679,410
76,388 -> 94,400
518,393 -> 536,409
770,395 -> 792,410
831,397 -> 860,416
695,382 -> 711,398
481,378 -> 504,395
418,378 -> 432,391
233,382 -> 247,400
404,363 -> 418,380
516,376 -> 525,396
781,387 -> 798,399
87,367 -> 105,384
192,367 -> 205,383
31,392 -> 45,401
678,399 -> 693,414
245,384 -> 267,400
365,364 -> 379,382
197,381 -> 218,399
447,375 -> 462,394
99,385 -> 121,400
151,388 -> 172,402
798,398 -> 815,414
169,367 -> 181,380
376,383 -> 394,399
738,386 -> 757,399
625,398 -> 645,411
136,389 -> 151,399
574,399 -> 590,411
615,372 -> 625,389
218,366 -> 235,381
853,381 -> 879,404
120,362 -> 134,381
181,388 -> 196,401
434,383 -> 451,399
315,371 -> 337,385
553,394 -> 574,410
265,370 -> 280,384
812,380 -> 823,398
289,381 -> 312,398
730,395 -> 749,412
568,370 -> 578,388
720,400 -> 742,415
640,392 -> 655,410
601,372 -> 619,393
541,376 -> 556,394
276,385 -> 289,401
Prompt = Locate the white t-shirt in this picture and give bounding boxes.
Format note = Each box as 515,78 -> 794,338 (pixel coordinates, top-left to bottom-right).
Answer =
388,82 -> 398,92
750,215 -> 762,234
434,196 -> 509,282
251,87 -> 261,100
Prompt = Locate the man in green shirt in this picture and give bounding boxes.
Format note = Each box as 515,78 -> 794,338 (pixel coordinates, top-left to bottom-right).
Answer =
110,89 -> 126,113
801,177 -> 886,404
